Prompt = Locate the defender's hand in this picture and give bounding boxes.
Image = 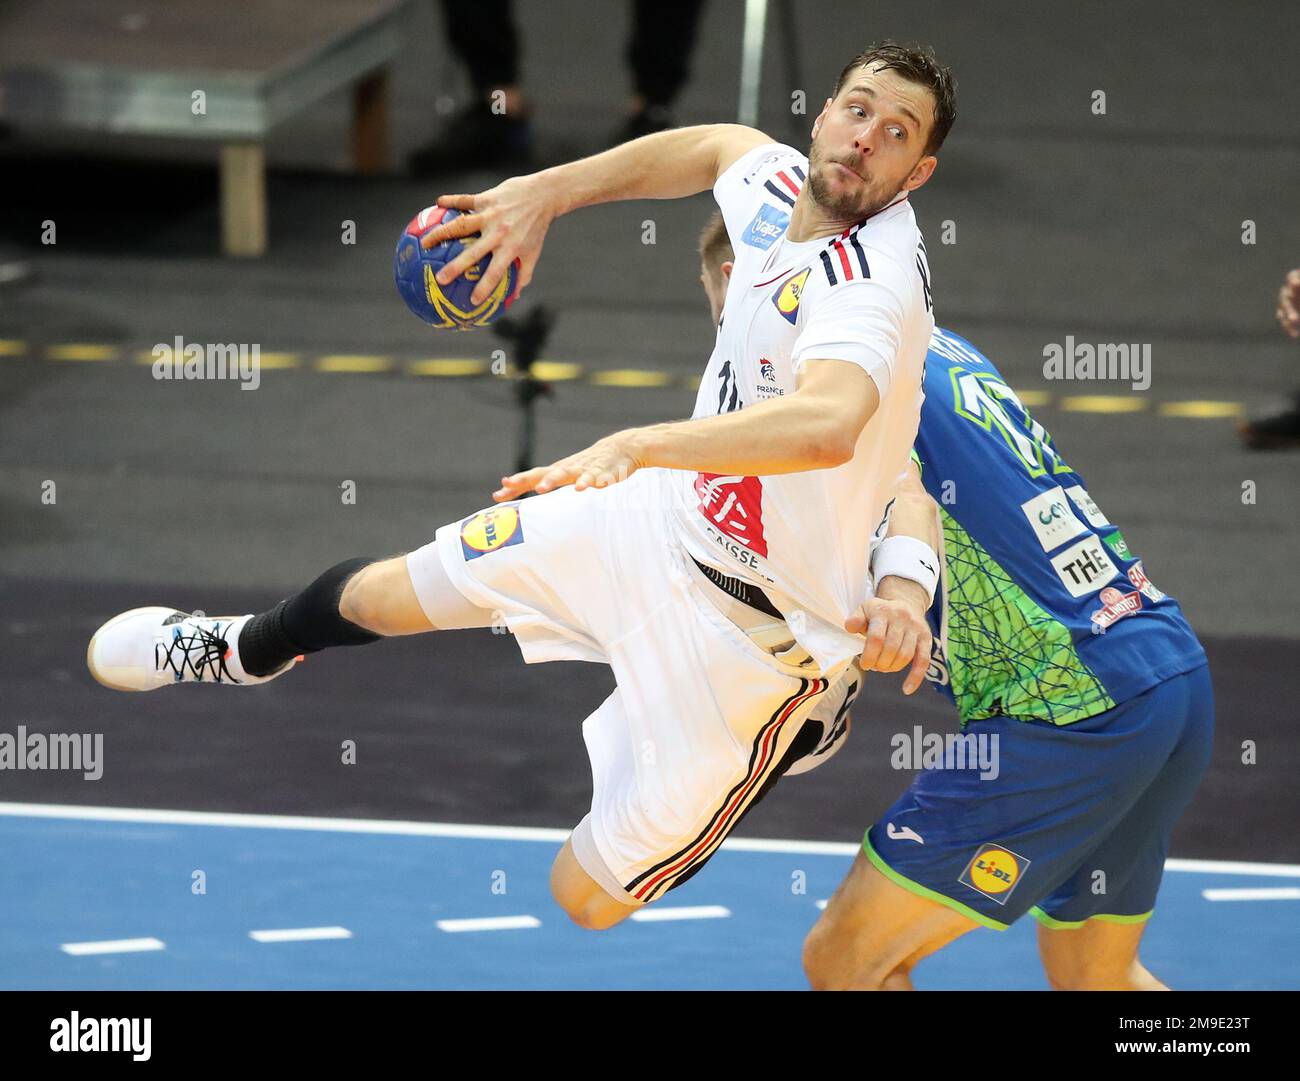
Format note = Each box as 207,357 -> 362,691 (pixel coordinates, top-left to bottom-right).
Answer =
421,174 -> 556,306
494,433 -> 644,501
846,577 -> 933,695
1277,267 -> 1300,339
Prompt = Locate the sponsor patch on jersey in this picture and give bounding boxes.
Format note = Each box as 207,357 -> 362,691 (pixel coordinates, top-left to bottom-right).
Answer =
743,204 -> 789,250
1090,585 -> 1143,632
772,268 -> 809,325
1064,484 -> 1110,528
1103,530 -> 1133,560
694,473 -> 767,557
1126,560 -> 1166,602
1020,486 -> 1089,552
460,505 -> 524,560
960,843 -> 1030,905
1049,534 -> 1119,598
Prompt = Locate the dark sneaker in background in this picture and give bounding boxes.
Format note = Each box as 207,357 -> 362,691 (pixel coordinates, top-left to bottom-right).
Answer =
408,100 -> 534,177
1238,393 -> 1300,450
609,104 -> 675,146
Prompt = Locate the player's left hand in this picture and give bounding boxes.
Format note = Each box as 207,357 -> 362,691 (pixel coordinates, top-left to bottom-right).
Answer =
846,576 -> 933,695
494,433 -> 644,501
421,174 -> 557,307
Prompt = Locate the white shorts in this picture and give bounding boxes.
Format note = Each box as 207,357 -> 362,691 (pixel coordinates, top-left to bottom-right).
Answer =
406,469 -> 860,904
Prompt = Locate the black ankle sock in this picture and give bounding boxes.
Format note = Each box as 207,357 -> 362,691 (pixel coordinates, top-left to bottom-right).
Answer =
237,558 -> 381,676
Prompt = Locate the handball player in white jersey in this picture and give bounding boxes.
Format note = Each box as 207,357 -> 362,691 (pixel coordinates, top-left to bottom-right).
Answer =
86,44 -> 957,931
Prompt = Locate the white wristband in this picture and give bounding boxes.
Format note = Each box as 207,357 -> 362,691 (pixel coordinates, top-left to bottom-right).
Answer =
871,536 -> 940,605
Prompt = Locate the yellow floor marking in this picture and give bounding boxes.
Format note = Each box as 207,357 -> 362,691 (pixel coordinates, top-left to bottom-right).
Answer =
530,361 -> 583,381
48,344 -> 119,361
316,355 -> 394,373
1157,400 -> 1244,419
1059,395 -> 1148,414
408,358 -> 487,377
589,369 -> 675,388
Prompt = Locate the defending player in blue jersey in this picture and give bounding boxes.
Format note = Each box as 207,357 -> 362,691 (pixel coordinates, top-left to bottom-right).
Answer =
696,214 -> 1210,988
802,325 -> 1212,990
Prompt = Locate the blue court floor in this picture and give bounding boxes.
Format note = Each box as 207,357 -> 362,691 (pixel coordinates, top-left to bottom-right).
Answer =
1,804 -> 1295,991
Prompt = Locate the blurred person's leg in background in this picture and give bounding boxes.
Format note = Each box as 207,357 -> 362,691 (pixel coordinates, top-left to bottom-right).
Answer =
613,0 -> 708,144
0,122 -> 34,288
1239,267 -> 1300,450
408,0 -> 533,176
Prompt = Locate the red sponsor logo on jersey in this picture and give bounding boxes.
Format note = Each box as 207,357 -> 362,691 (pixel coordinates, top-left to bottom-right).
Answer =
694,473 -> 767,557
1090,585 -> 1142,632
1126,561 -> 1166,602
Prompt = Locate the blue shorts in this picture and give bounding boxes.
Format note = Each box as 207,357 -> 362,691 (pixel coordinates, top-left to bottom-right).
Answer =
865,664 -> 1214,930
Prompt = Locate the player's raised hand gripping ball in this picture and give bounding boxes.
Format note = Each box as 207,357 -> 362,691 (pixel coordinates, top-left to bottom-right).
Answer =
394,206 -> 520,330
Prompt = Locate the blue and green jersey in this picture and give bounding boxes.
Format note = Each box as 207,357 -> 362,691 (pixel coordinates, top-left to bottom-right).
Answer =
915,327 -> 1206,725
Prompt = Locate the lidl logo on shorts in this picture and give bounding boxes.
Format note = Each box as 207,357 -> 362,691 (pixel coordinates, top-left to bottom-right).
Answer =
959,843 -> 1030,905
772,268 -> 810,325
743,204 -> 789,250
460,505 -> 524,560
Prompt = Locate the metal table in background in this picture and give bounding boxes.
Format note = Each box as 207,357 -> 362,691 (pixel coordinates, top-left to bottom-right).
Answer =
0,0 -> 412,257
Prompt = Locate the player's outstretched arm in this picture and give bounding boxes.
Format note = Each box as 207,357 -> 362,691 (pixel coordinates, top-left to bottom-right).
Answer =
493,358 -> 878,500
421,124 -> 773,306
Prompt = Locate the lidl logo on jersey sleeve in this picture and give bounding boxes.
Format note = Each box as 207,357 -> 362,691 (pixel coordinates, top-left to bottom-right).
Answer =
1020,486 -> 1088,552
460,505 -> 524,560
772,268 -> 810,325
959,843 -> 1030,904
743,204 -> 790,250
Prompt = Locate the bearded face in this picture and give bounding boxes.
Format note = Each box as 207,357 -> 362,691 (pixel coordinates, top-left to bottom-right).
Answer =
805,65 -> 937,222
805,139 -> 903,221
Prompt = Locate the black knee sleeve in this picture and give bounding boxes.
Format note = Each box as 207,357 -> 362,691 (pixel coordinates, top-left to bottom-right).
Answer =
238,557 -> 381,676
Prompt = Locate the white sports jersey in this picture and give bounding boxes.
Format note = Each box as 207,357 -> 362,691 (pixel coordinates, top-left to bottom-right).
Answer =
670,142 -> 935,674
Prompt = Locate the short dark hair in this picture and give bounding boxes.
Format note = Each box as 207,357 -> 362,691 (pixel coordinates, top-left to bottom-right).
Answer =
832,41 -> 957,156
698,210 -> 734,272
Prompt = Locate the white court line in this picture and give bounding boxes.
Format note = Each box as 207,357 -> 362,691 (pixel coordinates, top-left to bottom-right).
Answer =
1202,887 -> 1300,902
0,802 -> 568,843
437,915 -> 540,933
814,899 -> 828,910
1165,858 -> 1300,878
249,926 -> 353,943
3,802 -> 1298,877
61,937 -> 165,956
631,905 -> 730,922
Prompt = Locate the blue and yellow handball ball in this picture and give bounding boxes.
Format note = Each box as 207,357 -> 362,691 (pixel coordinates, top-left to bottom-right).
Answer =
394,206 -> 519,330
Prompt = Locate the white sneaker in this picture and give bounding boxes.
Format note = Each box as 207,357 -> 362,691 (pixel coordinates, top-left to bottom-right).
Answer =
86,607 -> 295,692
